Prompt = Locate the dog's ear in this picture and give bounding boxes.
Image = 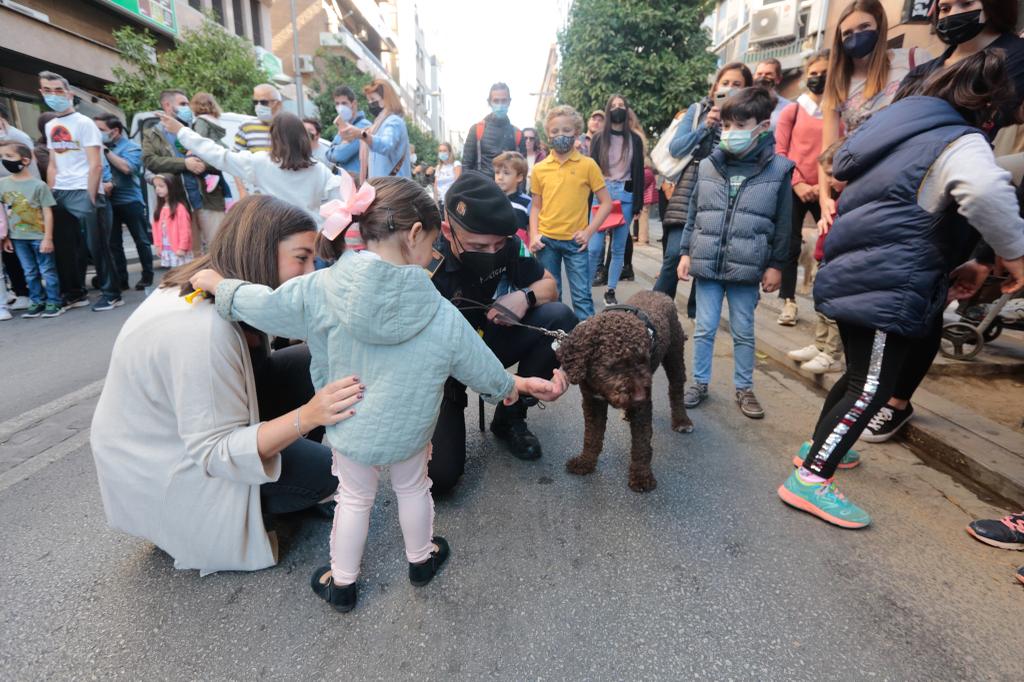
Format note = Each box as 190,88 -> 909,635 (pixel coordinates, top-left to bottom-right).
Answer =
556,321 -> 593,385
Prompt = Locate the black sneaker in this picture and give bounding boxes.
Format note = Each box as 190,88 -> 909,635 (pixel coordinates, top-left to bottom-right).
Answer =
409,536 -> 450,586
603,289 -> 618,305
310,565 -> 357,612
860,403 -> 914,443
64,295 -> 90,309
135,276 -> 153,291
592,265 -> 608,287
21,303 -> 45,318
619,264 -> 635,281
683,383 -> 708,408
90,275 -> 101,291
966,513 -> 1024,550
490,400 -> 542,460
92,296 -> 125,312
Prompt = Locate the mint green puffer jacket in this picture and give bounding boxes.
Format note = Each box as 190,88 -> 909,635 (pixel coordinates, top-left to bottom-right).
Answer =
215,251 -> 515,465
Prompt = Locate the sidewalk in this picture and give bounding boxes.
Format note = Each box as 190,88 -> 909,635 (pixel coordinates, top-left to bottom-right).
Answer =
633,219 -> 1024,508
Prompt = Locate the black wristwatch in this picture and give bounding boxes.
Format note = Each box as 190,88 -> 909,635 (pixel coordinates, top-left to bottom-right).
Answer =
520,287 -> 536,308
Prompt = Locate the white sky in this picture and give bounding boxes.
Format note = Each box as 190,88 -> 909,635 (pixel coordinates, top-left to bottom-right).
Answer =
417,0 -> 565,146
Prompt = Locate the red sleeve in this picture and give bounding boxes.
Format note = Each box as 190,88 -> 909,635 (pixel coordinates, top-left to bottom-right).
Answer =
774,103 -> 796,160
170,205 -> 192,253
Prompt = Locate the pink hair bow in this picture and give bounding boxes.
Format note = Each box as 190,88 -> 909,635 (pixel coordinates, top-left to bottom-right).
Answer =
320,182 -> 376,241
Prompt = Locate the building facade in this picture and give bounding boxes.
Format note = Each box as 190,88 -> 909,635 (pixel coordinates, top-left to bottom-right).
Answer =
0,0 -> 274,130
269,0 -> 445,141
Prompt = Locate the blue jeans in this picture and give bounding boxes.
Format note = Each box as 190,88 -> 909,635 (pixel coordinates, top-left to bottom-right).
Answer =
693,277 -> 759,390
12,239 -> 62,306
589,181 -> 634,289
534,235 -> 594,320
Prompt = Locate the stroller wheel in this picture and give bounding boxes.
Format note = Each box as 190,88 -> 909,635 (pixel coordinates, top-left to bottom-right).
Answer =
940,322 -> 983,360
982,318 -> 1003,343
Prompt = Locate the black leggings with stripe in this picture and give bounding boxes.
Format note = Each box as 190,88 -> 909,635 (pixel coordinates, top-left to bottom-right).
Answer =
802,322 -> 914,479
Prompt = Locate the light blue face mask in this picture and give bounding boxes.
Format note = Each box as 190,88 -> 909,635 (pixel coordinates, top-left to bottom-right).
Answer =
44,94 -> 71,112
101,132 -> 112,145
255,104 -> 274,122
491,102 -> 510,117
335,103 -> 353,123
175,105 -> 194,125
719,125 -> 766,156
438,151 -> 449,161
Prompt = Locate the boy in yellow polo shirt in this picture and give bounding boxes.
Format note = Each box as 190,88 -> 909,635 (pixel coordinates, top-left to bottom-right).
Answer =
529,105 -> 612,320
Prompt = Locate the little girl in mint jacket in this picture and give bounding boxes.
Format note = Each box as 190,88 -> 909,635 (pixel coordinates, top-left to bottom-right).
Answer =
190,177 -> 558,613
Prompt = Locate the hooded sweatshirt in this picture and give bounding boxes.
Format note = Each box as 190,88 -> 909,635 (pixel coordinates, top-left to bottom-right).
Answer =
214,251 -> 515,466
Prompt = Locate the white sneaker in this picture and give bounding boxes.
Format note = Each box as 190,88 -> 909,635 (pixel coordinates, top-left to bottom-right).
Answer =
787,344 -> 819,363
801,352 -> 840,374
0,308 -> 11,321
9,295 -> 30,311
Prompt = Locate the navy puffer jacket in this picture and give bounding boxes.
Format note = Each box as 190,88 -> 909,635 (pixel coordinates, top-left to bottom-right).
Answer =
814,97 -> 977,338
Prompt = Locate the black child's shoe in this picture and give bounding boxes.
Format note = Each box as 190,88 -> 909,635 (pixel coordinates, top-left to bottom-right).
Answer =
409,536 -> 450,586
310,565 -> 357,612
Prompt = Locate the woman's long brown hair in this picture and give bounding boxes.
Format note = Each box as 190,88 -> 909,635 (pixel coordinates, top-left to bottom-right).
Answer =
269,112 -> 314,171
594,93 -> 644,177
917,48 -> 1023,128
160,194 -> 317,297
824,0 -> 891,111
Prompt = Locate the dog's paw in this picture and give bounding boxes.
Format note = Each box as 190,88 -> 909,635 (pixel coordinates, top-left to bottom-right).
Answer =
566,456 -> 597,476
628,470 -> 657,493
672,416 -> 694,433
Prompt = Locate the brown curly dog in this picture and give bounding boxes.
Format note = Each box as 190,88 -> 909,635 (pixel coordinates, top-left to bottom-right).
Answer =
556,290 -> 693,492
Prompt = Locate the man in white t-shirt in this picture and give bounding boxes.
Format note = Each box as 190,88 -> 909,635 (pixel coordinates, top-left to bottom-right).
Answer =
40,70 -> 122,311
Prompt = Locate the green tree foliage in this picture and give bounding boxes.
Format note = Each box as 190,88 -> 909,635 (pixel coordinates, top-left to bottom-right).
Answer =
405,119 -> 440,167
557,0 -> 716,138
108,17 -> 265,119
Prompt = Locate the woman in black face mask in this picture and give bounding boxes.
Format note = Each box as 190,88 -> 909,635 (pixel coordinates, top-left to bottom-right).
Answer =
772,50 -> 830,331
897,0 -> 1022,136
818,0 -> 932,231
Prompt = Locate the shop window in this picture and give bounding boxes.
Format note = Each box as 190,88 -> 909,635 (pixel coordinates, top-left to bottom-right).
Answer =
232,0 -> 245,36
211,0 -> 225,25
250,0 -> 263,46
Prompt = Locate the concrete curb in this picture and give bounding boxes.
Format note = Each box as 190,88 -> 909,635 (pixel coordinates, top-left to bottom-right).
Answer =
628,242 -> 1024,508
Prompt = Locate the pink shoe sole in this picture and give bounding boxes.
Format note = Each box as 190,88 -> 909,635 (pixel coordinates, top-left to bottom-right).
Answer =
777,484 -> 870,529
791,455 -> 860,470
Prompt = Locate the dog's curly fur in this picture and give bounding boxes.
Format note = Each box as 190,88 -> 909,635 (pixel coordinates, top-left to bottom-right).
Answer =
556,291 -> 693,492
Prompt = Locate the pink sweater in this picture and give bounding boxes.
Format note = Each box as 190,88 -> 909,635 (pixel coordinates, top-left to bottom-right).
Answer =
774,99 -> 823,188
151,204 -> 192,254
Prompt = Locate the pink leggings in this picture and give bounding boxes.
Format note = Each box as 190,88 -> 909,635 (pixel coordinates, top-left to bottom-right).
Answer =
329,447 -> 435,585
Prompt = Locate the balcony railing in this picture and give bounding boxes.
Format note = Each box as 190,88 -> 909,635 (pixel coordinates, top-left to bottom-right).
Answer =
745,38 -> 810,63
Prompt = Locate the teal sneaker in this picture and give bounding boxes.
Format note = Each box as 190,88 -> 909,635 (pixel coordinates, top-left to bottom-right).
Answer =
792,441 -> 860,470
777,470 -> 871,529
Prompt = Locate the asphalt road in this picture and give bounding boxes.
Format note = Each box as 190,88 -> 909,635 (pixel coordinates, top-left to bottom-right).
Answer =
0,272 -> 1021,681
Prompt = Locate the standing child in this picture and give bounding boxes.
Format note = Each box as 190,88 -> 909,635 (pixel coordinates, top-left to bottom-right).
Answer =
151,174 -> 193,268
0,141 -> 62,318
787,139 -> 846,375
492,151 -> 531,244
676,88 -> 794,419
529,105 -> 613,320
189,177 -> 565,612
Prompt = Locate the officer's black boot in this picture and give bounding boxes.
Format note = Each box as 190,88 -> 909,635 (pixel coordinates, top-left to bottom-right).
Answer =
490,398 -> 542,460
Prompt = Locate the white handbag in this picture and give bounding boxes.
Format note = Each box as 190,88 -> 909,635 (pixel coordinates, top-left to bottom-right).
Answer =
651,102 -> 705,181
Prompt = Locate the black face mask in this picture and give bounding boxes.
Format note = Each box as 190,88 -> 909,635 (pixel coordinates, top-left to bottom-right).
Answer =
843,30 -> 879,59
453,230 -> 513,283
806,75 -> 826,95
368,101 -> 384,117
1,158 -> 26,174
936,9 -> 985,46
754,77 -> 776,90
609,107 -> 627,124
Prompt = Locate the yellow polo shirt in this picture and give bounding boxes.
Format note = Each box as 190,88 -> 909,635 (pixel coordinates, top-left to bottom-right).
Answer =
530,150 -> 606,240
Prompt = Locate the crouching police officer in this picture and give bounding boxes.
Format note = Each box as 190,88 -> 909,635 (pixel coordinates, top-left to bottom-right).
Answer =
429,171 -> 577,493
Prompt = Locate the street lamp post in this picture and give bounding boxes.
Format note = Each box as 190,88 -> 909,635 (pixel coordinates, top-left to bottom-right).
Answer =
289,0 -> 305,118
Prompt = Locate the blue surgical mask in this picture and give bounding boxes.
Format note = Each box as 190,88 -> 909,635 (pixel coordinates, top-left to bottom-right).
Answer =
551,134 -> 575,154
491,102 -> 510,117
175,105 -> 194,124
438,151 -> 450,162
335,103 -> 353,123
101,132 -> 112,145
719,125 -> 765,157
44,94 -> 71,112
255,104 -> 273,122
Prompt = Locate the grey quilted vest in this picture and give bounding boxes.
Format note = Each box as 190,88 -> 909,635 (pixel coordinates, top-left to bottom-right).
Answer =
685,144 -> 793,283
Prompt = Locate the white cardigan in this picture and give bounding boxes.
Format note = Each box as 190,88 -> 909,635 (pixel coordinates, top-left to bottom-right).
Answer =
177,126 -> 353,219
91,288 -> 280,575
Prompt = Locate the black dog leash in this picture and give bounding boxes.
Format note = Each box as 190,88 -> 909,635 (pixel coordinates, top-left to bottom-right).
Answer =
450,296 -> 571,347
602,304 -> 657,348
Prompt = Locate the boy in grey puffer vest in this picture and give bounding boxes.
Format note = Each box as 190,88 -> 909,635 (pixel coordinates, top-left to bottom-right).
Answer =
676,88 -> 793,419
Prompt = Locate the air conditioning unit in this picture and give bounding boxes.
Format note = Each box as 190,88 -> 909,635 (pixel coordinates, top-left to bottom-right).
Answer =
749,0 -> 800,45
297,55 -> 315,74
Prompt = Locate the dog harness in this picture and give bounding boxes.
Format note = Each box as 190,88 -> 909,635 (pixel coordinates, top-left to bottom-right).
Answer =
602,304 -> 657,349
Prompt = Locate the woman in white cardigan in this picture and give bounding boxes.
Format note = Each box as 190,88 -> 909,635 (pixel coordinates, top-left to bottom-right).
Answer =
158,111 -> 355,221
90,195 -> 362,575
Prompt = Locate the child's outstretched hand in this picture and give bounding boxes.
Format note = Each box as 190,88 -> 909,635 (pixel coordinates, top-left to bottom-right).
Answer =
189,268 -> 225,295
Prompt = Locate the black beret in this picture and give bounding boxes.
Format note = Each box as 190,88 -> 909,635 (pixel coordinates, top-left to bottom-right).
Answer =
444,170 -> 518,236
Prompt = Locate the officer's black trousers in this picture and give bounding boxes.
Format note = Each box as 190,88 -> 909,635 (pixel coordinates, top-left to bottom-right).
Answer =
429,302 -> 578,494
